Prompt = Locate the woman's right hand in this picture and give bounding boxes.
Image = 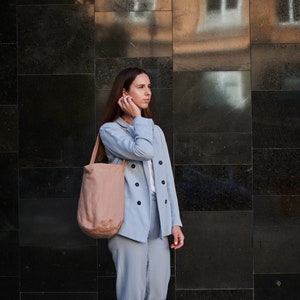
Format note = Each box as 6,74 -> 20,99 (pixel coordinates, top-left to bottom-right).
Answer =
118,96 -> 141,119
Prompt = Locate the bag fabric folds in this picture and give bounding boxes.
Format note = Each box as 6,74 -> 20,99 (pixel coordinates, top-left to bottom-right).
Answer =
77,136 -> 126,239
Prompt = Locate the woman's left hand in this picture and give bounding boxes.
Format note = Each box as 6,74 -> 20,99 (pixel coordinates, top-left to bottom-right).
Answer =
170,226 -> 184,250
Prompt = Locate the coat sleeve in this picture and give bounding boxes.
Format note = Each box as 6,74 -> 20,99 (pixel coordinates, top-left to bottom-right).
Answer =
100,117 -> 154,161
157,126 -> 183,227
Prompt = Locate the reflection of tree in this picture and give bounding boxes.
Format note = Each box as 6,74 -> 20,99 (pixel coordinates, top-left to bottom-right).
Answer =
75,0 -> 94,4
95,22 -> 130,57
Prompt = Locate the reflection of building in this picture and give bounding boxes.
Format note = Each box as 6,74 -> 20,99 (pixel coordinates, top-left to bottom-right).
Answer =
173,0 -> 250,71
251,0 -> 300,90
198,0 -> 244,31
278,0 -> 300,24
251,0 -> 300,43
95,0 -> 172,58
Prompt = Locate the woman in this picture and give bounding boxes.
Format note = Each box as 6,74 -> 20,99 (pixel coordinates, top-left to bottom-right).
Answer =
98,67 -> 184,300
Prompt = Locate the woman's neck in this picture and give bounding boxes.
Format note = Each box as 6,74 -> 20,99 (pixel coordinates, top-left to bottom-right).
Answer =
122,114 -> 134,125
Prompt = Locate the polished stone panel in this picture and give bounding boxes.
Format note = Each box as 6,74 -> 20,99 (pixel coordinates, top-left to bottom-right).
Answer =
0,44 -> 17,104
0,1 -> 16,43
254,224 -> 300,273
175,165 -> 252,211
167,276 -> 175,300
95,11 -> 172,57
98,239 -> 115,276
20,168 -> 82,199
0,231 -> 19,276
150,88 -> 173,155
0,106 -> 18,152
254,196 -> 300,226
173,1 -> 250,71
251,44 -> 300,91
19,196 -> 95,291
20,246 -> 97,292
19,75 -> 95,168
18,4 -> 94,74
95,0 -> 171,12
252,91 -> 300,148
254,274 -> 300,300
251,0 -> 300,44
0,276 -> 19,299
21,293 -> 97,300
254,196 -> 300,273
95,88 -> 109,129
175,132 -> 251,165
177,289 -> 253,300
18,0 -> 80,3
95,57 -> 172,89
4,0 -> 300,297
19,197 -> 93,246
253,149 -> 300,195
173,71 -> 251,133
0,153 -> 18,230
98,277 -> 116,299
177,211 -> 253,288
98,275 -> 176,300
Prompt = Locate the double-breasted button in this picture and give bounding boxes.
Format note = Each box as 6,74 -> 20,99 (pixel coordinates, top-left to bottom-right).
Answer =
161,180 -> 165,185
159,160 -> 163,165
131,164 -> 136,168
137,201 -> 141,205
165,200 -> 168,204
135,182 -> 139,187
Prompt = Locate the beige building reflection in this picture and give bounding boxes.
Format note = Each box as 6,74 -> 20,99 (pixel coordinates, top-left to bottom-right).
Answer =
95,0 -> 172,58
173,0 -> 250,71
174,0 -> 300,72
251,0 -> 300,43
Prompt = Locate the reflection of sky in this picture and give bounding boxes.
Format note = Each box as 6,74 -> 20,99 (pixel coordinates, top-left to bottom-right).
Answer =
206,72 -> 249,109
127,0 -> 156,23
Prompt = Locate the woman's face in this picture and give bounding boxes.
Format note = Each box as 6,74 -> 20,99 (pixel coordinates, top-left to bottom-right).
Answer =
123,73 -> 152,110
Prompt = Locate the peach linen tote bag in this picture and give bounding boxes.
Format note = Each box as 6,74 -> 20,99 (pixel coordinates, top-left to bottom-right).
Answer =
77,135 -> 126,239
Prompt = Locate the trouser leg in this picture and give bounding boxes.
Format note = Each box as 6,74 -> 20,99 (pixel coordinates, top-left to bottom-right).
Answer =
108,194 -> 170,300
146,193 -> 171,300
145,236 -> 170,300
108,235 -> 148,300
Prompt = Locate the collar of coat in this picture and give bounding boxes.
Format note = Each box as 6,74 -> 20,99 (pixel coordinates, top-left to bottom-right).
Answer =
115,116 -> 128,128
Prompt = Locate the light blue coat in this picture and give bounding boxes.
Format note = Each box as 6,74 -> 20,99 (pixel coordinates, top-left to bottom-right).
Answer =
100,116 -> 183,243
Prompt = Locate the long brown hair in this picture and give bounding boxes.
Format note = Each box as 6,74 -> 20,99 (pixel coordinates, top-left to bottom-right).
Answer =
96,67 -> 152,162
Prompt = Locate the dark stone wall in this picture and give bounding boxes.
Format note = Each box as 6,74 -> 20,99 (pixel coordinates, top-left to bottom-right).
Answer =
1,0 -> 299,299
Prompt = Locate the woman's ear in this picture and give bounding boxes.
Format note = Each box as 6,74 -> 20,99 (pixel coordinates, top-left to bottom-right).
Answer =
122,88 -> 128,96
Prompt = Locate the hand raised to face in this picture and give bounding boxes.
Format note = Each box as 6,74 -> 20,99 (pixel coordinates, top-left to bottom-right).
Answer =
118,96 -> 142,119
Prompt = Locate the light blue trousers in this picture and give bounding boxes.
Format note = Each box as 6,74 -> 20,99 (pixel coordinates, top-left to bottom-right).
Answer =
108,194 -> 171,300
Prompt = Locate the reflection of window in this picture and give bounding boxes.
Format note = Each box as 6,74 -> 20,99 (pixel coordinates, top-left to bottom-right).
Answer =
201,0 -> 243,30
128,0 -> 156,23
207,0 -> 238,11
278,0 -> 300,24
226,0 -> 238,9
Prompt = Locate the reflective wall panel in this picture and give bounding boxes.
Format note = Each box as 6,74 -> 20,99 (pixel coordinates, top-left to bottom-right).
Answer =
1,0 -> 299,299
173,0 -> 250,71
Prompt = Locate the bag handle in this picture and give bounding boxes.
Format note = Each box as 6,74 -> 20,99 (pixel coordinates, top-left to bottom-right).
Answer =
90,135 -> 100,164
89,135 -> 127,169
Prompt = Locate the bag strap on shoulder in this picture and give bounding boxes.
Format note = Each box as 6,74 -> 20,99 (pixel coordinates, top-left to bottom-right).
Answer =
90,135 -> 127,169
